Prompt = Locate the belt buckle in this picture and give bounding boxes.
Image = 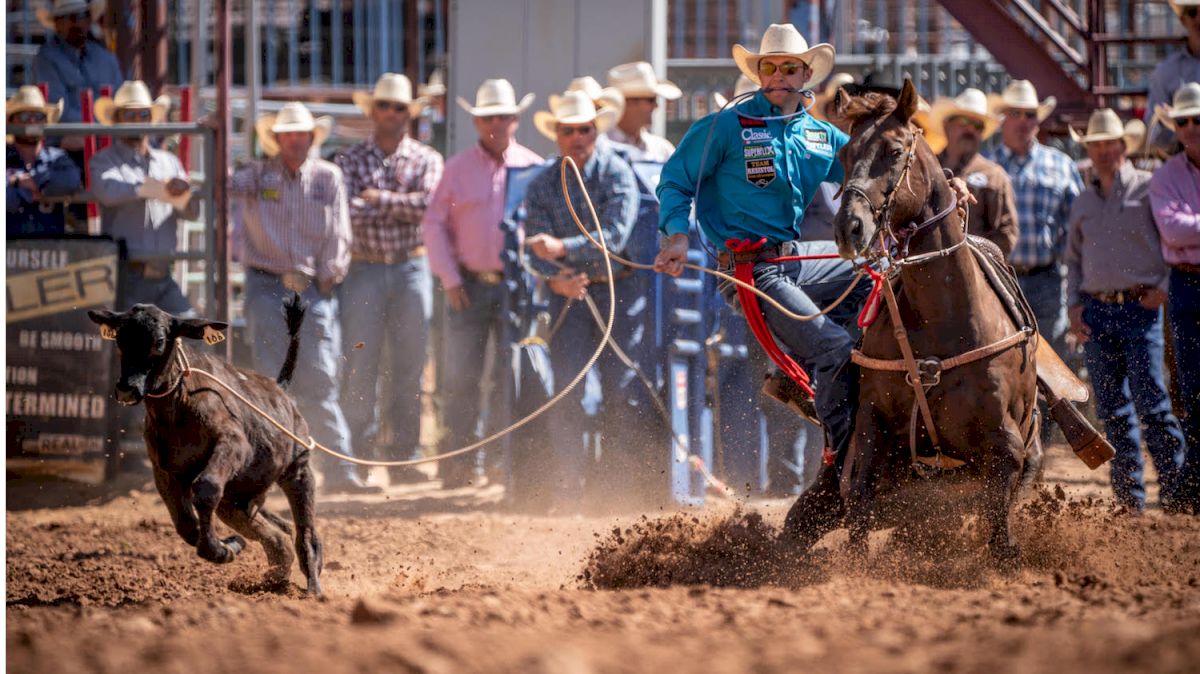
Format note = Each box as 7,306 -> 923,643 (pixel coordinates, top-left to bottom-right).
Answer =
140,261 -> 170,280
477,271 -> 503,286
281,272 -> 313,294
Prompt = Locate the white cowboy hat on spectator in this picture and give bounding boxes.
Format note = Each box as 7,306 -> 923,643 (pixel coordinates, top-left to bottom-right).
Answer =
456,79 -> 535,117
1123,118 -> 1147,154
732,23 -> 835,90
713,74 -> 760,109
36,0 -> 104,30
5,86 -> 64,123
419,68 -> 447,98
566,76 -> 625,118
352,72 -> 424,117
533,90 -> 618,141
607,61 -> 682,100
989,80 -> 1056,122
93,80 -> 170,125
811,72 -> 854,111
1169,0 -> 1200,16
1067,108 -> 1141,153
1153,82 -> 1200,132
931,88 -> 1000,139
255,101 -> 333,158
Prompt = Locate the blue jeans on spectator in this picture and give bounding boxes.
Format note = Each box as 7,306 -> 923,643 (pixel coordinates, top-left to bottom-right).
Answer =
1017,265 -> 1071,365
1168,268 -> 1200,508
439,276 -> 508,487
719,241 -> 871,467
1081,297 -> 1186,511
339,257 -> 432,469
120,265 -> 193,316
244,269 -> 355,481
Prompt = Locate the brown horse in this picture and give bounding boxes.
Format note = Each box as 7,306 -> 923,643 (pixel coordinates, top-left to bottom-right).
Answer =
827,79 -> 1040,569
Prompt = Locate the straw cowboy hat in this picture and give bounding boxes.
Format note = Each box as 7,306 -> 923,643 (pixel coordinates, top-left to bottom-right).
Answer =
352,72 -> 424,117
930,88 -> 1000,140
912,98 -> 948,155
533,90 -> 618,141
812,72 -> 854,112
1068,108 -> 1142,153
456,79 -> 535,117
93,80 -> 170,125
712,74 -> 760,109
1123,118 -> 1147,154
606,61 -> 682,100
1169,0 -> 1200,15
36,0 -> 104,30
6,86 -> 64,123
989,80 -> 1056,122
732,23 -> 835,90
1152,81 -> 1200,132
255,101 -> 333,158
566,76 -> 626,117
419,68 -> 447,98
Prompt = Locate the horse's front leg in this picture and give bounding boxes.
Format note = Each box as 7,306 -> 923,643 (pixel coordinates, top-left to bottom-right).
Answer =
981,426 -> 1025,571
844,401 -> 893,559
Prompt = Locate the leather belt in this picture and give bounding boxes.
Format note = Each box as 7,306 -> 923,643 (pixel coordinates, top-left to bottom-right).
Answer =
250,267 -> 314,294
1088,285 -> 1152,304
126,260 -> 172,280
1011,263 -> 1056,276
716,243 -> 788,269
353,246 -> 426,264
462,269 -> 504,286
1172,262 -> 1200,275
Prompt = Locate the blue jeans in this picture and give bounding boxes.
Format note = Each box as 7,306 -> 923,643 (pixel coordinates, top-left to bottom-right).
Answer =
719,241 -> 871,464
244,270 -> 355,479
1017,265 -> 1071,365
121,267 -> 193,316
1168,268 -> 1200,507
1081,297 -> 1186,511
339,257 -> 432,464
439,276 -> 508,484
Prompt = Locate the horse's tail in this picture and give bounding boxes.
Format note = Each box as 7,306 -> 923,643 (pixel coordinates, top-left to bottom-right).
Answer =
276,293 -> 306,389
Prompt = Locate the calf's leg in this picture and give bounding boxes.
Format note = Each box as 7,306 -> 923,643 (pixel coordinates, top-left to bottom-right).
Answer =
280,461 -> 323,597
154,468 -> 200,546
217,502 -> 295,589
191,447 -> 245,564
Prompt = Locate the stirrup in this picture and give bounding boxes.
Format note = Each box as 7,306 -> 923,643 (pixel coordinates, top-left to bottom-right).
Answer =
761,372 -> 821,426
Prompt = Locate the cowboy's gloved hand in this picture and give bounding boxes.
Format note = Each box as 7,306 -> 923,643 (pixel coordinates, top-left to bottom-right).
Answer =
654,233 -> 690,277
166,178 -> 191,196
949,177 -> 977,207
528,233 -> 566,260
548,270 -> 589,299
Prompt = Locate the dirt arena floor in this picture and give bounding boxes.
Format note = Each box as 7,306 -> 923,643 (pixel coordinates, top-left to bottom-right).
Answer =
7,446 -> 1200,674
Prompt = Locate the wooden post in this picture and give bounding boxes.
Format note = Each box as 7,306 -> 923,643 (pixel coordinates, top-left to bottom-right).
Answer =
213,0 -> 232,358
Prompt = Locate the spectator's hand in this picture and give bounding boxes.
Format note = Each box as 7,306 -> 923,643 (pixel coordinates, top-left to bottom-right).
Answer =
528,233 -> 567,260
360,188 -> 382,204
1068,305 -> 1090,345
318,278 -> 336,298
16,174 -> 40,200
548,270 -> 589,299
1139,287 -> 1167,311
445,285 -> 470,312
166,177 -> 191,196
948,177 -> 977,207
654,233 -> 690,277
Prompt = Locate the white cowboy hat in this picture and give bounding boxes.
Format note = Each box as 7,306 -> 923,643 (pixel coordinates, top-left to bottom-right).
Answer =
456,78 -> 535,117
419,68 -> 447,98
712,74 -> 760,109
606,61 -> 682,100
36,0 -> 104,30
533,90 -> 618,141
1169,0 -> 1200,16
255,101 -> 333,158
566,76 -> 625,117
5,86 -> 64,123
732,23 -> 835,90
1152,82 -> 1200,132
988,80 -> 1056,122
1067,108 -> 1141,153
93,80 -> 170,125
352,72 -> 425,117
930,88 -> 1000,140
1123,118 -> 1147,154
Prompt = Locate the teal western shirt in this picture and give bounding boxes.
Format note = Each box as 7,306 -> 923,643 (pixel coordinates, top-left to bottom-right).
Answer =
657,91 -> 848,250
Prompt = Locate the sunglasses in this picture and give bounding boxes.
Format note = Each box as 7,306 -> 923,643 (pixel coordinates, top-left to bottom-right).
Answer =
1177,116 -> 1200,128
1006,109 -> 1039,121
9,111 -> 48,124
949,115 -> 985,132
758,61 -> 805,77
116,108 -> 153,122
556,125 -> 595,137
374,100 -> 409,112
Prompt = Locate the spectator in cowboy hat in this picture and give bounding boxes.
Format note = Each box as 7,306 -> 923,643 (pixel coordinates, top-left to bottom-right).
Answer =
230,101 -> 375,495
1064,107 -> 1186,514
34,0 -> 123,154
89,80 -> 198,315
422,78 -> 542,490
566,76 -> 626,119
335,73 -> 444,488
711,74 -> 760,112
523,90 -> 659,511
6,85 -> 81,236
931,87 -> 1019,256
1145,0 -> 1200,149
605,61 -> 682,162
1150,81 -> 1200,513
985,79 -> 1083,376
809,72 -> 854,132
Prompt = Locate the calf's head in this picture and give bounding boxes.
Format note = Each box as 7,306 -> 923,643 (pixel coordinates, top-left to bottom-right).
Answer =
88,304 -> 228,405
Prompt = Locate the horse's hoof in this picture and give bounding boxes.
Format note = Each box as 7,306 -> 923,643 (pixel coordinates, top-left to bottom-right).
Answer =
306,581 -> 324,600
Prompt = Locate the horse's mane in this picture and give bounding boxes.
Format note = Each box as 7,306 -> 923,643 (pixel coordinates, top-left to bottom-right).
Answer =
835,90 -> 900,136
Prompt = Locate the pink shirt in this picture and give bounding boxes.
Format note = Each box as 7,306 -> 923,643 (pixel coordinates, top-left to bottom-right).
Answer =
422,141 -> 543,288
1150,152 -> 1200,266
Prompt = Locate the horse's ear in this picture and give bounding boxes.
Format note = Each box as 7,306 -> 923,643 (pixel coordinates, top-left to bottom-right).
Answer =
833,87 -> 849,118
895,78 -> 918,123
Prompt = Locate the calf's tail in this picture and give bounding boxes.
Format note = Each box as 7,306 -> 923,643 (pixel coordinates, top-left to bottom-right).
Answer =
277,292 -> 307,389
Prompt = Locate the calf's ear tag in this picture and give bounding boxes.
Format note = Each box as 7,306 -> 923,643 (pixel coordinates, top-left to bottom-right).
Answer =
100,325 -> 118,341
202,326 -> 226,345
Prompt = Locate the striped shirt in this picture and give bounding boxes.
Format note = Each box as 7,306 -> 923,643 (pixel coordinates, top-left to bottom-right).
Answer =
334,136 -> 444,257
230,156 -> 352,285
987,142 -> 1082,269
1150,152 -> 1200,267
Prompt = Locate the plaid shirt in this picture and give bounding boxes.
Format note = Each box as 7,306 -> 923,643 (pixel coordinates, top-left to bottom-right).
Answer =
334,136 -> 444,256
523,144 -> 639,279
987,142 -> 1082,269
